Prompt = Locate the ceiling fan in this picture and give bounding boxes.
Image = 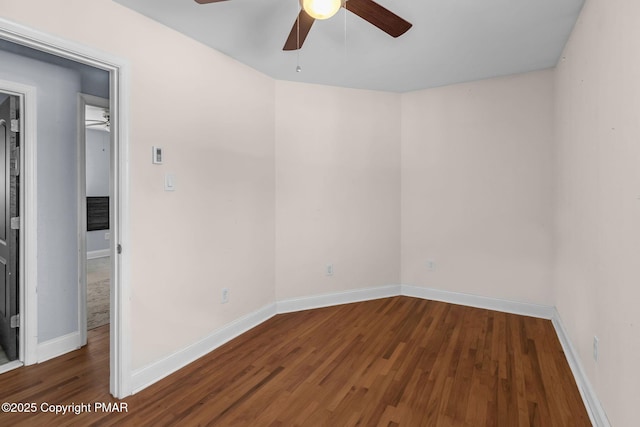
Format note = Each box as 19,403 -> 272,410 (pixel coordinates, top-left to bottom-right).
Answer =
195,0 -> 412,51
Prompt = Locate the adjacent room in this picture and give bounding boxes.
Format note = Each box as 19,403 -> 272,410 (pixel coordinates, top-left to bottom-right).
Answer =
0,0 -> 638,425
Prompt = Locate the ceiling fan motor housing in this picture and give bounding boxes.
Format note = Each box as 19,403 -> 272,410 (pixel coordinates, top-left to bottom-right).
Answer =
300,0 -> 342,20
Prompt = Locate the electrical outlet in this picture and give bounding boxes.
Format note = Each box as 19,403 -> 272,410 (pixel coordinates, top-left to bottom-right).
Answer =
104,232 -> 110,240
593,336 -> 599,362
427,259 -> 436,271
221,288 -> 229,304
325,264 -> 334,276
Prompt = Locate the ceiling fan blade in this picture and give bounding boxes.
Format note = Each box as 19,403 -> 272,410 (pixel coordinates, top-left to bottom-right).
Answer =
194,0 -> 229,4
283,10 -> 315,51
344,0 -> 412,38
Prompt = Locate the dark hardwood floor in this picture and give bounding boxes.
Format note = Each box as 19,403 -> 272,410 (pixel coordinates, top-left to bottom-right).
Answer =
0,296 -> 590,426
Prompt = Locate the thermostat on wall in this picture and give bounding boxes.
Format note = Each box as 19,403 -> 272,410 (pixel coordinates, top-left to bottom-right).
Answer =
152,146 -> 163,164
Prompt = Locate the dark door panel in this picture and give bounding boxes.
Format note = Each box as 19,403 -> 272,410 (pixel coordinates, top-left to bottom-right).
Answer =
0,95 -> 19,362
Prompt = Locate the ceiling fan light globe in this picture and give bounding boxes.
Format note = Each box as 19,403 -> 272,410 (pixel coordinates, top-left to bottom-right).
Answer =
301,0 -> 341,20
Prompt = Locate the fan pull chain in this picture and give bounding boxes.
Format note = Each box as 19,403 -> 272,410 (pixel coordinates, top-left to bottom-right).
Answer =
296,3 -> 302,72
343,3 -> 348,63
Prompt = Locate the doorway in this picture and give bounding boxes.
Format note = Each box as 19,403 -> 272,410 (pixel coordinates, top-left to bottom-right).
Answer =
79,95 -> 112,345
0,17 -> 131,397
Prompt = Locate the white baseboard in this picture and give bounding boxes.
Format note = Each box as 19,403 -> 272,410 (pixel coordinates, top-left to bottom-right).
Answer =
131,287 -> 400,394
126,283 -> 606,427
0,360 -> 23,375
401,285 -> 556,319
551,310 -> 610,427
277,285 -> 401,314
401,285 -> 607,426
131,303 -> 278,394
87,249 -> 110,259
37,331 -> 81,363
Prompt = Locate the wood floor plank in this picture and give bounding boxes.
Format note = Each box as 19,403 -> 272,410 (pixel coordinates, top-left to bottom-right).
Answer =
0,296 -> 590,426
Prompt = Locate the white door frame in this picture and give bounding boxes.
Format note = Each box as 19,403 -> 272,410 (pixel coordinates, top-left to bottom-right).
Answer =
0,18 -> 132,398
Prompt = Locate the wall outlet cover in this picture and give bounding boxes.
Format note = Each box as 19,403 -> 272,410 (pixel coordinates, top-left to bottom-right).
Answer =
325,264 -> 334,276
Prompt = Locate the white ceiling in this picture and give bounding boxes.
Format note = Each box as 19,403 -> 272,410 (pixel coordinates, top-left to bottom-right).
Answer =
114,0 -> 584,92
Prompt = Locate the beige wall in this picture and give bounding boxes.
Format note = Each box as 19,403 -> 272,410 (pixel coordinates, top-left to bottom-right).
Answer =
554,0 -> 640,425
275,81 -> 401,300
401,70 -> 555,305
0,0 -> 276,370
4,2 -> 639,422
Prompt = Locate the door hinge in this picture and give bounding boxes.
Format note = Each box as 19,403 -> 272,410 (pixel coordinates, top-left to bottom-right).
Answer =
117,244 -> 122,254
10,314 -> 19,328
11,146 -> 20,176
10,217 -> 20,230
10,119 -> 19,133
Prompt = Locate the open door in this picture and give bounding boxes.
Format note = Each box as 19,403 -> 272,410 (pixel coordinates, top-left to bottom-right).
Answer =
0,94 -> 19,362
79,94 -> 111,347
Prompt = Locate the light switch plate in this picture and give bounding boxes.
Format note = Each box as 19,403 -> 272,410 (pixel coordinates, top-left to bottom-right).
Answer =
164,173 -> 176,191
